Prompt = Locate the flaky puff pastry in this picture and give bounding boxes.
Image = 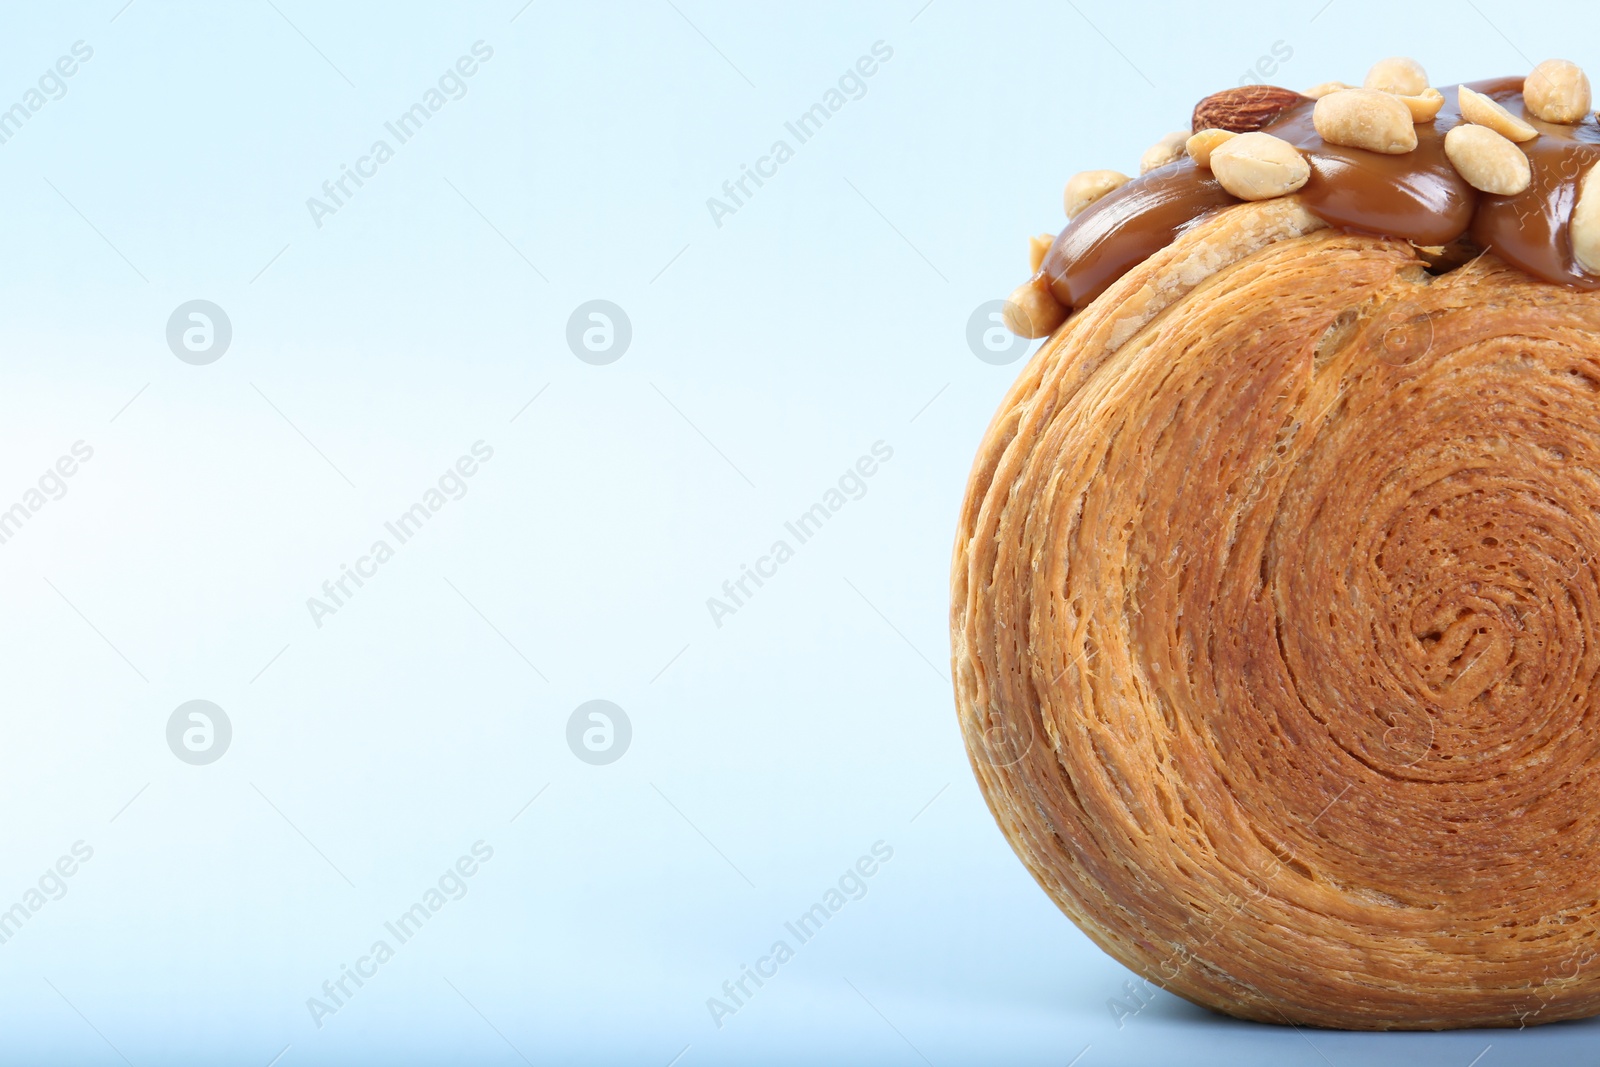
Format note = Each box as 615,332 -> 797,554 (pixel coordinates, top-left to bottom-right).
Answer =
951,197 -> 1600,1029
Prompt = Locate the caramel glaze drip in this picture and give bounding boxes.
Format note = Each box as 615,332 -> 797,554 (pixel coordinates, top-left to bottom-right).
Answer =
1042,77 -> 1600,312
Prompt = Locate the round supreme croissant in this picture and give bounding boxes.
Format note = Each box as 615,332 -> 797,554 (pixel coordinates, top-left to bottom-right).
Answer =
952,59 -> 1600,1030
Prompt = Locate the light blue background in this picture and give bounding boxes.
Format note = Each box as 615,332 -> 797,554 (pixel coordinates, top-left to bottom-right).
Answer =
1,1 -> 1596,1063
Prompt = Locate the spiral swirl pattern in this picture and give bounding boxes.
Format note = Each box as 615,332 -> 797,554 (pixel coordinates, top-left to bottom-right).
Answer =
951,198 -> 1600,1028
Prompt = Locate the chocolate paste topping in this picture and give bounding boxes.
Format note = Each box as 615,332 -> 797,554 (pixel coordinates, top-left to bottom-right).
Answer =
1042,78 -> 1600,311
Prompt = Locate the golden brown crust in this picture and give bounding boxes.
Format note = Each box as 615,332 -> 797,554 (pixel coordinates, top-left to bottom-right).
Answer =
951,197 -> 1600,1029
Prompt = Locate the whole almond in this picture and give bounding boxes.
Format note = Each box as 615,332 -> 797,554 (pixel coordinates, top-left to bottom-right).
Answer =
1457,85 -> 1538,142
1140,131 -> 1190,174
1573,163 -> 1600,274
1524,59 -> 1591,124
1313,88 -> 1418,153
1186,128 -> 1237,168
1064,169 -> 1130,219
1364,56 -> 1429,97
1192,85 -> 1307,133
1443,124 -> 1532,195
1209,132 -> 1310,200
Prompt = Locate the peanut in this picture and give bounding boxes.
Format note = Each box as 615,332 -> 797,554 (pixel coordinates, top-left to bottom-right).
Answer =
1028,233 -> 1054,273
1003,274 -> 1069,338
1443,124 -> 1531,195
1313,88 -> 1418,153
1524,59 -> 1591,124
1364,56 -> 1429,97
1208,132 -> 1310,200
1064,169 -> 1130,219
1572,163 -> 1600,274
1303,81 -> 1352,100
1457,85 -> 1538,142
1185,128 -> 1237,168
1139,131 -> 1190,174
1399,87 -> 1445,123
